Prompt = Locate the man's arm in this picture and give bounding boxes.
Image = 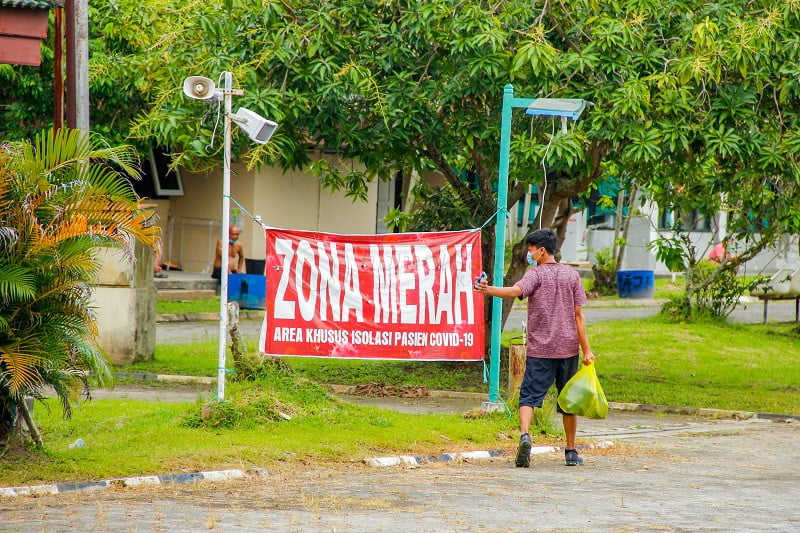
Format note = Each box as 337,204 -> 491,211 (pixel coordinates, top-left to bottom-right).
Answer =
475,280 -> 522,299
236,245 -> 246,273
213,239 -> 223,269
574,305 -> 595,365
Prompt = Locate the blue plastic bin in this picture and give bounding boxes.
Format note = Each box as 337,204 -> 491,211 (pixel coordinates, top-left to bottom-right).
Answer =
227,274 -> 266,309
616,270 -> 654,299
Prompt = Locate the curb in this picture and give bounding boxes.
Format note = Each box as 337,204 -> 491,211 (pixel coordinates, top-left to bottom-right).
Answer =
365,440 -> 615,467
114,372 -> 216,385
157,311 -> 264,323
0,469 -> 247,499
608,402 -> 800,422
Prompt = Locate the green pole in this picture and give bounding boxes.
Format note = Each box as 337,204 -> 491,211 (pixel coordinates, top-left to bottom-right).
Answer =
489,84 -> 514,403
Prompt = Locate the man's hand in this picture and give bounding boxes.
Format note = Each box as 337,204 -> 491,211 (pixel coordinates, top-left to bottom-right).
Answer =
582,350 -> 595,366
474,278 -> 489,294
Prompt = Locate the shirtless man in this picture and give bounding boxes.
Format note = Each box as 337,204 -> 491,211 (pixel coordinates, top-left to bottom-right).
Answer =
211,225 -> 246,279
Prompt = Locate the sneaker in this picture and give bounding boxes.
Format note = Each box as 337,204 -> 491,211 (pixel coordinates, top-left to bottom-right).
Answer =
565,449 -> 584,466
515,434 -> 532,468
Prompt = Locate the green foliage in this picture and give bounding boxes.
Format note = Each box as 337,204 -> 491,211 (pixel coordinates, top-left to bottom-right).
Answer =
651,235 -> 688,273
659,260 -> 764,321
386,183 -> 480,233
0,129 -> 159,443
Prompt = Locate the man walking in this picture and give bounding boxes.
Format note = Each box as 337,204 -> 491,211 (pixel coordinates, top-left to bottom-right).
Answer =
475,228 -> 595,467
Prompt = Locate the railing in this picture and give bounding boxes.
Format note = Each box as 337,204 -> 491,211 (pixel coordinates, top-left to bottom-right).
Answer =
164,215 -> 221,273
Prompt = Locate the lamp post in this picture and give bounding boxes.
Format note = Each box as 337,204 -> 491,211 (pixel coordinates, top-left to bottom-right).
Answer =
183,72 -> 278,401
217,72 -> 235,402
484,84 -> 586,411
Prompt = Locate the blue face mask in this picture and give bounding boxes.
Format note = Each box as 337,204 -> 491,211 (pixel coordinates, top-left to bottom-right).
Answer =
526,251 -> 537,267
229,238 -> 238,245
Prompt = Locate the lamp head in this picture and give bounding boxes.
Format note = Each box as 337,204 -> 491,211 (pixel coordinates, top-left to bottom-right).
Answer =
231,107 -> 279,144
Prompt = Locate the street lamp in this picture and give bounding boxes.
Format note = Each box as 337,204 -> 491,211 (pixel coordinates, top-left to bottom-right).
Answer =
484,85 -> 587,412
183,72 -> 278,401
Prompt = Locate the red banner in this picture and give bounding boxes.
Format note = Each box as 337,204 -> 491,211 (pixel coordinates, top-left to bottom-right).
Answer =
262,228 -> 485,360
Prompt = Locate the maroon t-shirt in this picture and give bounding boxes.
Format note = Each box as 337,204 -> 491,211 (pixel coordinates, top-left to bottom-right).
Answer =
514,263 -> 587,359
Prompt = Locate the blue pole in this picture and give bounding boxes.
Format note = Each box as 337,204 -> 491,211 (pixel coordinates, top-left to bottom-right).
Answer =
489,84 -> 514,403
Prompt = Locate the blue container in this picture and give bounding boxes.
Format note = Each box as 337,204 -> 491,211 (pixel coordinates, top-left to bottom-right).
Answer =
227,274 -> 266,309
616,270 -> 654,299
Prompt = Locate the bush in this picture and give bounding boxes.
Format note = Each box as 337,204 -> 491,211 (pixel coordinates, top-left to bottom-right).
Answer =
179,368 -> 340,429
660,260 -> 761,321
690,260 -> 747,318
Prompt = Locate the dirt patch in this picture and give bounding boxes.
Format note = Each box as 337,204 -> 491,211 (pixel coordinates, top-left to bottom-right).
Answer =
348,382 -> 430,398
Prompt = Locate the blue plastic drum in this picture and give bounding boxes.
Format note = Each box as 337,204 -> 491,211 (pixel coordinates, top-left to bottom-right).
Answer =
616,270 -> 654,299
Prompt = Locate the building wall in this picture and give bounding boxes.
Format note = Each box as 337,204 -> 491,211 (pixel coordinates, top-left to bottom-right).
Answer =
576,201 -> 799,276
163,155 -> 378,272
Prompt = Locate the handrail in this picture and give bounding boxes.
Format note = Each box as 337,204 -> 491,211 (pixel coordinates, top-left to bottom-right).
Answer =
165,215 -> 221,273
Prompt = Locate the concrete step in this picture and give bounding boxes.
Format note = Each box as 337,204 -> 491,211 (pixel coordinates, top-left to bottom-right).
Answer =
154,277 -> 218,291
156,289 -> 217,301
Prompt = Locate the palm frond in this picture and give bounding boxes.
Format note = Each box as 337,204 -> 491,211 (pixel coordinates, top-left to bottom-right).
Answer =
0,264 -> 36,303
0,346 -> 45,395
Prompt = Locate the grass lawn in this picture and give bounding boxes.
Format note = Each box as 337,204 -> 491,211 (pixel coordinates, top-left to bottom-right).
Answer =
157,298 -> 221,315
591,319 -> 800,414
120,318 -> 800,415
3,381 -> 519,486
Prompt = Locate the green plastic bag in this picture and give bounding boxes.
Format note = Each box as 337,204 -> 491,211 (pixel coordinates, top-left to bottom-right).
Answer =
557,361 -> 608,419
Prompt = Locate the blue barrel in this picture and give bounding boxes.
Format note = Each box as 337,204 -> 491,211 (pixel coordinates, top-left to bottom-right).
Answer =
227,274 -> 266,309
616,270 -> 654,299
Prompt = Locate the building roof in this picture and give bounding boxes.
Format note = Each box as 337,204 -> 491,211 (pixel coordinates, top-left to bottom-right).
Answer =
0,0 -> 62,9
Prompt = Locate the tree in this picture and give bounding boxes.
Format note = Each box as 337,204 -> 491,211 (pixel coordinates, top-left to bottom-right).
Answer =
0,128 -> 158,446
3,0 -> 800,328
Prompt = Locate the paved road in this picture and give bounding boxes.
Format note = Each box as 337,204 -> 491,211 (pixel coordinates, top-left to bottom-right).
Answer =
156,299 -> 798,345
3,412 -> 798,532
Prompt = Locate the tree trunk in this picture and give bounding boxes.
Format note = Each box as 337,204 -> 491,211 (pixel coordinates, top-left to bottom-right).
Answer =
227,301 -> 244,367
0,396 -> 15,446
0,396 -> 39,448
18,399 -> 42,447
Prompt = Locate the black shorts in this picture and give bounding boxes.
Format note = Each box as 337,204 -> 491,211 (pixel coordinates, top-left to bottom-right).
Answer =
519,355 -> 579,414
211,267 -> 238,280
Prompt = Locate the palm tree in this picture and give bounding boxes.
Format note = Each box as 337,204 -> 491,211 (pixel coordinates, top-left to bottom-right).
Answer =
0,128 -> 158,447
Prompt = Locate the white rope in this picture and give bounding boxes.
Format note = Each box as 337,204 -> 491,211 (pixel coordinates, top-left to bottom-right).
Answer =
539,116 -> 556,229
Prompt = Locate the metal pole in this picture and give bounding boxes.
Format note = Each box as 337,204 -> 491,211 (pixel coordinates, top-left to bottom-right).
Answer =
74,0 -> 89,131
488,84 -> 515,405
65,0 -> 89,131
217,72 -> 233,401
53,7 -> 64,131
65,0 -> 75,129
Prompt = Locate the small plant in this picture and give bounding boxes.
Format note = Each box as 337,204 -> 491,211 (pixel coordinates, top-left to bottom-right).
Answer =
590,247 -> 617,296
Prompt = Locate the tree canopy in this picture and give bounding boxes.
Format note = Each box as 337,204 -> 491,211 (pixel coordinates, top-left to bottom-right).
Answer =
2,0 -> 799,321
